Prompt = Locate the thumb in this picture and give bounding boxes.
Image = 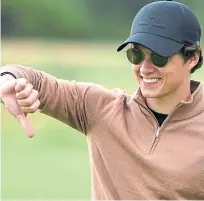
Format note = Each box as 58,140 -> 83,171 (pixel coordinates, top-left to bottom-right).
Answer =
2,94 -> 34,138
15,113 -> 34,138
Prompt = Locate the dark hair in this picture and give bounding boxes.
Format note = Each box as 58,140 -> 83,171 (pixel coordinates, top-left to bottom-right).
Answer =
180,43 -> 203,74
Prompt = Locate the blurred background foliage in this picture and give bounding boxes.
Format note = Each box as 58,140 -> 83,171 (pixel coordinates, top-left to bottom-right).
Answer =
1,0 -> 204,200
2,0 -> 204,41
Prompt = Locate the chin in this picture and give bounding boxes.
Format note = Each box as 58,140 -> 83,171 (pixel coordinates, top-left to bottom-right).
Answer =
140,90 -> 160,98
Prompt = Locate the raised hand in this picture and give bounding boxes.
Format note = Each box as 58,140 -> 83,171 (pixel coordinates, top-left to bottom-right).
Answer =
1,75 -> 40,138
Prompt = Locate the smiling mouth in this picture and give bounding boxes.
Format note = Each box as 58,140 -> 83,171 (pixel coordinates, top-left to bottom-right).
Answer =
140,76 -> 161,84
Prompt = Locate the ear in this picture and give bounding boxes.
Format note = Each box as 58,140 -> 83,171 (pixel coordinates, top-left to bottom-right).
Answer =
187,52 -> 200,71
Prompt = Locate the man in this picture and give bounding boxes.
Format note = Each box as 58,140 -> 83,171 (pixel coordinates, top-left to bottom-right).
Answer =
1,1 -> 204,200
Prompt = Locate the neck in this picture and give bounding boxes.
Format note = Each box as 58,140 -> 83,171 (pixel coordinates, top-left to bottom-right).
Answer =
146,81 -> 192,115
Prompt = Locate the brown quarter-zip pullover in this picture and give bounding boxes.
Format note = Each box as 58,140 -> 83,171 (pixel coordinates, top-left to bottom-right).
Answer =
1,64 -> 204,200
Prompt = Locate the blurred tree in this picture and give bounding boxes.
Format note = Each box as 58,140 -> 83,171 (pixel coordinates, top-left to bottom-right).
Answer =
1,0 -> 204,40
1,0 -> 94,38
1,3 -> 20,36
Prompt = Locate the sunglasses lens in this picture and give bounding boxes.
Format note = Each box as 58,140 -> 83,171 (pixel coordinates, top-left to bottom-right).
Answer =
151,54 -> 168,67
127,48 -> 169,67
127,49 -> 144,64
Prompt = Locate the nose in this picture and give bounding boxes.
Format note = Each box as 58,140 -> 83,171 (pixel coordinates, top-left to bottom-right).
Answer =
140,57 -> 155,75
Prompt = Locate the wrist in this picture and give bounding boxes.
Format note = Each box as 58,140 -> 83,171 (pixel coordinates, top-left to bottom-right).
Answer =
0,73 -> 16,104
0,74 -> 16,85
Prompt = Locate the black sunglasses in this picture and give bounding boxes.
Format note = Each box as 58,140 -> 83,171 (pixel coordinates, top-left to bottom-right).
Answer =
126,48 -> 169,67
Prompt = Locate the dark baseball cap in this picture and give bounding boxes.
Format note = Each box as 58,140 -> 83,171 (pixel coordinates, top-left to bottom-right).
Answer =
117,1 -> 201,57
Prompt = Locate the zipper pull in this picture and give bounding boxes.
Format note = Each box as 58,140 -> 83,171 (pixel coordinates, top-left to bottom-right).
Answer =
156,127 -> 160,138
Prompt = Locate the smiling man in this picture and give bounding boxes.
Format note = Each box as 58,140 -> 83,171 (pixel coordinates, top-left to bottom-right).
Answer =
1,0 -> 204,200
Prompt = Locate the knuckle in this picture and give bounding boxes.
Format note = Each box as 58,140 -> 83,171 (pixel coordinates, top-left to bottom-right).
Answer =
17,86 -> 33,99
36,99 -> 40,107
25,99 -> 32,105
15,79 -> 28,91
19,78 -> 28,83
18,98 -> 31,106
28,83 -> 33,89
29,105 -> 36,112
18,99 -> 25,106
18,91 -> 28,98
34,89 -> 39,94
20,99 -> 40,113
33,90 -> 39,97
17,78 -> 28,86
30,102 -> 40,112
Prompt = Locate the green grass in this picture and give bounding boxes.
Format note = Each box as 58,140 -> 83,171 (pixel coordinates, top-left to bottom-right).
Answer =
1,39 -> 204,199
2,109 -> 91,199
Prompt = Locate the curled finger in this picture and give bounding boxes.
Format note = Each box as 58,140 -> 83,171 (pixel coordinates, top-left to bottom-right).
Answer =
15,78 -> 29,93
17,90 -> 39,107
20,99 -> 40,113
16,83 -> 34,100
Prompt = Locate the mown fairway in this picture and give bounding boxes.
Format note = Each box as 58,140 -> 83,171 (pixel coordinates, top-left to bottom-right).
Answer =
1,39 -> 204,199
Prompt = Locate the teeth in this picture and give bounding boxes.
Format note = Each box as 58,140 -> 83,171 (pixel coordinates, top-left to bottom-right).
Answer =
143,78 -> 159,83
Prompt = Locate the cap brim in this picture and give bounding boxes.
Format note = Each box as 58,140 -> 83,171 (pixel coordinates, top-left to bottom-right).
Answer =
117,33 -> 184,57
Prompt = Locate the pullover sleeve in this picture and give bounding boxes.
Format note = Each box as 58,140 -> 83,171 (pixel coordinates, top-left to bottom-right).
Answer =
1,64 -> 123,135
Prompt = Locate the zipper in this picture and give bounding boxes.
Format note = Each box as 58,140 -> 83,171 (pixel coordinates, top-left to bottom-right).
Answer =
148,127 -> 161,155
135,98 -> 183,131
156,127 -> 161,138
133,99 -> 162,153
134,98 -> 183,153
